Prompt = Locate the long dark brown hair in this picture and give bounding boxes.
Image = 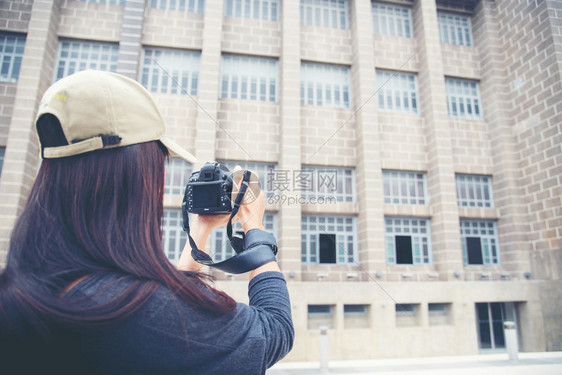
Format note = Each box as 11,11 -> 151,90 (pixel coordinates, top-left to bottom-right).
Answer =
0,140 -> 235,367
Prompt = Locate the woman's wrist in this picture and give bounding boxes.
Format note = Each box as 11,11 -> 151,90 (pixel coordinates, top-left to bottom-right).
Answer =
176,216 -> 211,272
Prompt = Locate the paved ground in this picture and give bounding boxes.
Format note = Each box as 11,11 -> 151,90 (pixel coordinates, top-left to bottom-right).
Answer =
267,352 -> 562,375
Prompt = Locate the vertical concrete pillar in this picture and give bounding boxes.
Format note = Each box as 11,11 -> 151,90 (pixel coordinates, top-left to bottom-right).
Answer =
349,0 -> 385,276
193,1 -> 224,168
472,0 -> 530,276
413,0 -> 463,279
278,0 -> 302,279
0,0 -> 61,263
116,0 -> 146,79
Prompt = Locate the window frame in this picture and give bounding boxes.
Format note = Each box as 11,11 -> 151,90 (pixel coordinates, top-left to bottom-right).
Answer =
148,0 -> 205,13
0,32 -> 25,83
211,213 -> 277,262
164,158 -> 193,195
75,0 -> 125,4
460,219 -> 500,266
385,216 -> 432,265
437,11 -> 473,47
383,170 -> 427,205
372,2 -> 413,38
162,208 -> 187,263
140,47 -> 201,95
300,61 -> 352,108
300,0 -> 349,30
220,54 -> 279,102
54,39 -> 119,81
217,160 -> 277,199
376,69 -> 419,114
445,77 -> 482,120
301,215 -> 357,265
455,174 -> 494,208
224,0 -> 280,21
300,165 -> 356,203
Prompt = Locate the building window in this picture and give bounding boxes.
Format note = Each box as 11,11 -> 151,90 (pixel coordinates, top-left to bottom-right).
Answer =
301,215 -> 356,264
438,12 -> 473,46
54,40 -> 118,81
149,0 -> 205,12
225,0 -> 279,21
300,165 -> 355,203
383,170 -> 427,205
456,174 -> 493,208
385,217 -> 431,265
300,0 -> 348,29
445,77 -> 482,120
372,2 -> 412,38
395,303 -> 419,327
429,303 -> 452,326
376,70 -> 418,113
141,48 -> 200,95
0,146 -> 5,179
165,158 -> 193,195
211,213 -> 277,262
218,160 -> 277,198
220,54 -> 278,102
460,219 -> 499,265
162,208 -> 186,263
308,304 -> 335,329
0,33 -> 25,82
301,62 -> 351,108
76,0 -> 125,4
344,304 -> 369,329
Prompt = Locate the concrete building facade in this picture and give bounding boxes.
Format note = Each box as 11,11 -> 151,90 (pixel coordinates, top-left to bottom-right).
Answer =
0,0 -> 560,361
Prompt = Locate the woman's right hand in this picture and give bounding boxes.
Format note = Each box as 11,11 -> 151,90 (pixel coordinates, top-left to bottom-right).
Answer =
231,165 -> 265,233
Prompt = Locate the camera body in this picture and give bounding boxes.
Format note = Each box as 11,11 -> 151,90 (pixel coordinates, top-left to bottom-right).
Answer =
184,162 -> 232,214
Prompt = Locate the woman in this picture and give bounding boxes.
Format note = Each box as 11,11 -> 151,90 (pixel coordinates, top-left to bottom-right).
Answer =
0,70 -> 293,374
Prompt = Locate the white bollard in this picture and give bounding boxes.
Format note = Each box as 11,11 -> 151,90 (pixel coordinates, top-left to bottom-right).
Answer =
503,321 -> 519,363
319,326 -> 329,374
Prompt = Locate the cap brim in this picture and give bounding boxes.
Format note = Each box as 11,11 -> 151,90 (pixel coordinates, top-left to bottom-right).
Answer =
160,137 -> 197,164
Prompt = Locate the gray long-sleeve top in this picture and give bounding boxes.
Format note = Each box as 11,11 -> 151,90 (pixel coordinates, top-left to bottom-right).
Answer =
66,271 -> 294,375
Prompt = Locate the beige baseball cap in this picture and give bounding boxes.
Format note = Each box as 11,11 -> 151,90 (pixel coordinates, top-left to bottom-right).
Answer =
35,69 -> 197,163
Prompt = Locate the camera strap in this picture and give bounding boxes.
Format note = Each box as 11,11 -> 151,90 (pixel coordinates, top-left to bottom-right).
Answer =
181,170 -> 278,274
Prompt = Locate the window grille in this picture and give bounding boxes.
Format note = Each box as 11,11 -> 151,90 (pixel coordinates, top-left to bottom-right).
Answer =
0,33 -> 25,82
211,213 -> 277,261
376,70 -> 419,113
54,40 -> 118,81
165,158 -> 193,195
220,54 -> 278,102
75,0 -> 125,4
438,12 -> 473,46
460,219 -> 499,265
218,160 -> 277,198
141,48 -> 200,95
225,0 -> 279,21
301,215 -> 356,264
445,77 -> 482,120
300,0 -> 349,29
372,2 -> 412,38
383,170 -> 427,205
300,165 -> 355,203
162,209 -> 186,262
301,62 -> 351,108
456,174 -> 493,208
385,217 -> 431,265
149,0 -> 205,12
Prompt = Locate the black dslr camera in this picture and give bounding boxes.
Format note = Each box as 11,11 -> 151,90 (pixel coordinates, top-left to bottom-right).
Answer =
184,162 -> 233,215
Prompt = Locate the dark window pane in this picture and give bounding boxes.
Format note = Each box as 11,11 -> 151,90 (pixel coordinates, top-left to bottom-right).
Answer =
467,237 -> 483,265
319,233 -> 336,264
396,235 -> 413,264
